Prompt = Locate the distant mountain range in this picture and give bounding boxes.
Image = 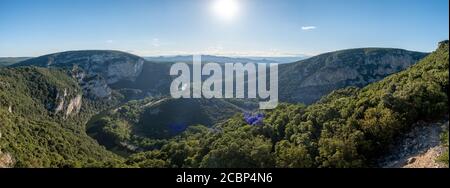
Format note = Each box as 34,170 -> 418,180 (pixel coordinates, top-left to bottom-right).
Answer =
11,48 -> 428,106
0,57 -> 31,67
145,54 -> 308,64
243,56 -> 310,64
13,48 -> 424,104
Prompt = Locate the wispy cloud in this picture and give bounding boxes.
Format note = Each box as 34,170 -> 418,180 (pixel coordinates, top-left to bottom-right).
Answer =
301,26 -> 317,31
152,38 -> 160,47
105,40 -> 114,44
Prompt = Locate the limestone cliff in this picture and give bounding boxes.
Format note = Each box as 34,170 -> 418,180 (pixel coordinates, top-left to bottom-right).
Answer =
54,88 -> 82,118
15,50 -> 144,99
279,48 -> 428,104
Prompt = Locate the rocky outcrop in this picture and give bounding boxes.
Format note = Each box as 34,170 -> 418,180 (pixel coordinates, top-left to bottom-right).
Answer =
65,94 -> 82,117
71,67 -> 112,98
54,88 -> 82,118
15,50 -> 145,99
379,120 -> 449,168
0,132 -> 14,168
279,48 -> 428,104
0,151 -> 14,168
403,146 -> 447,168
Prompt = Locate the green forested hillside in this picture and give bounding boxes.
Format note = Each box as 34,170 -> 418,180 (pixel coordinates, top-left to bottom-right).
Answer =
123,41 -> 448,168
279,48 -> 428,104
0,67 -> 123,167
0,41 -> 447,168
86,97 -> 254,155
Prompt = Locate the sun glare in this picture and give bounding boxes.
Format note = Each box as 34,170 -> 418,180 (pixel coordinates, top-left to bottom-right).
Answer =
212,0 -> 240,21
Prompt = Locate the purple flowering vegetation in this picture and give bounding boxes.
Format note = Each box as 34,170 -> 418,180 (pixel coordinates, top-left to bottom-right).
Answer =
243,112 -> 265,126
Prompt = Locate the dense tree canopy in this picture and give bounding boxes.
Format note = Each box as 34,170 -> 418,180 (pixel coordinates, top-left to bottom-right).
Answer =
122,41 -> 448,168
1,41 -> 448,168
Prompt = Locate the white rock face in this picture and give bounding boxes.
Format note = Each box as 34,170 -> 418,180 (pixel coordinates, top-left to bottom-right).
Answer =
107,59 -> 144,84
65,94 -> 82,117
20,50 -> 145,99
53,89 -> 83,117
54,88 -> 67,113
72,52 -> 144,98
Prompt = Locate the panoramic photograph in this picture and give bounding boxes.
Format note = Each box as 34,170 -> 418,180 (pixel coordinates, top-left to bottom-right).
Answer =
0,0 -> 449,175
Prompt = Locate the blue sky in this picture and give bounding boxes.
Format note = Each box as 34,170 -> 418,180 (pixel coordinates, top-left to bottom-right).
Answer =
0,0 -> 448,57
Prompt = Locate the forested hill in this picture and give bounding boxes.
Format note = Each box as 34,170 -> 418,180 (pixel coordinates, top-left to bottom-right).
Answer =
0,57 -> 30,67
0,67 -> 123,167
121,41 -> 448,168
278,48 -> 428,104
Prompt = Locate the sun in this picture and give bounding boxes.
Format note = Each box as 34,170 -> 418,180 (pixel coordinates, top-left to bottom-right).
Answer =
212,0 -> 240,21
